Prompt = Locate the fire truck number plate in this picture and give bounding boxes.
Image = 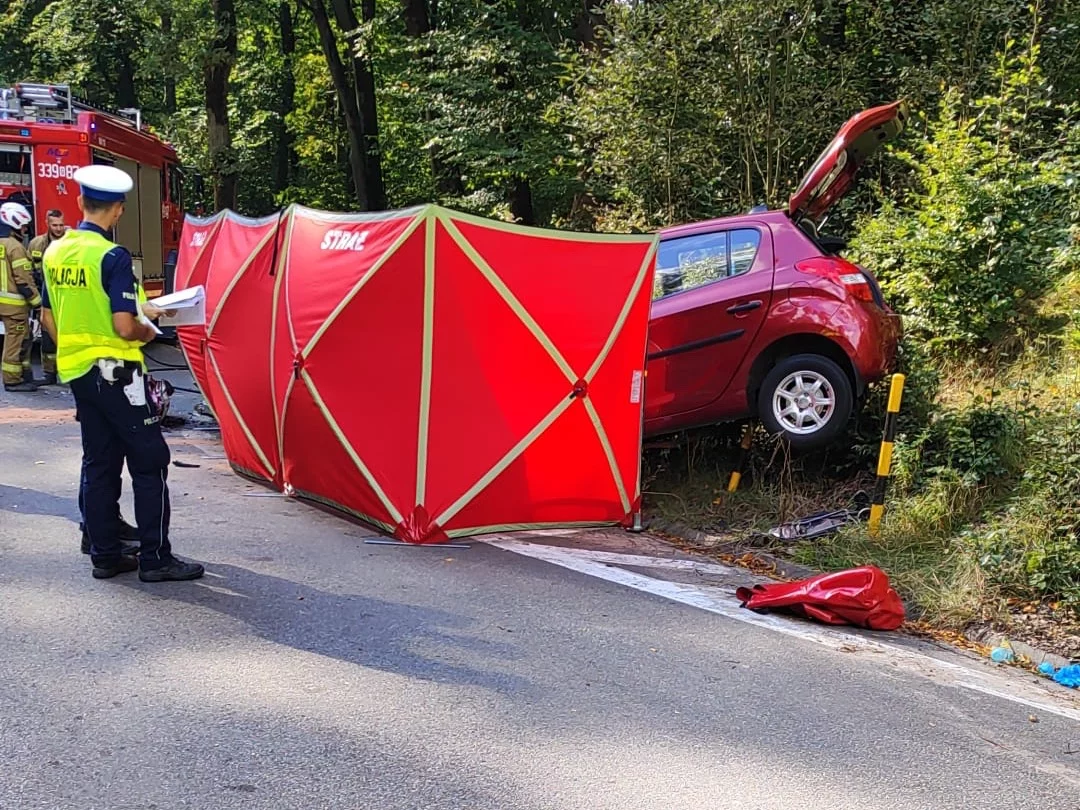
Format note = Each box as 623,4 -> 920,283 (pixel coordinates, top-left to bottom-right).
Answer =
38,163 -> 77,180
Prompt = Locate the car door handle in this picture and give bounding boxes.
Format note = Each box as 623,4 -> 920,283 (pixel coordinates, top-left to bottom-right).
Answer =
726,300 -> 762,315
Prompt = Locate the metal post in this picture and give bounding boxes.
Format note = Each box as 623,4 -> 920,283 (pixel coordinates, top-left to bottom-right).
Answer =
727,422 -> 754,492
626,368 -> 647,533
869,373 -> 906,536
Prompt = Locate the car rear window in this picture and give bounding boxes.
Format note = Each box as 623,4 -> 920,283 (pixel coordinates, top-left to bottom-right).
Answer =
654,228 -> 762,299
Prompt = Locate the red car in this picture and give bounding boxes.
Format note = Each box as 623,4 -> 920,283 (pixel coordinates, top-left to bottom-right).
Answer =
644,102 -> 905,451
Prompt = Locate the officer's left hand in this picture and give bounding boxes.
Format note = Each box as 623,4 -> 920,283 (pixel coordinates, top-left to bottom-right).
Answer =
141,303 -> 177,320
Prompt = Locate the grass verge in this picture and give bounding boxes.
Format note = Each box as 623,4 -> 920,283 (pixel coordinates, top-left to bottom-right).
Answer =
644,278 -> 1080,655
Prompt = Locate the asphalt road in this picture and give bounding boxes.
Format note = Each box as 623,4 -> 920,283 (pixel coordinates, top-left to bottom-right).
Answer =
2,349 -> 1079,810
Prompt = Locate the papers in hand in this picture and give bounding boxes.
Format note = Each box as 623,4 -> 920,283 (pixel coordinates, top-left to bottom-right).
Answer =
152,285 -> 206,327
139,314 -> 163,336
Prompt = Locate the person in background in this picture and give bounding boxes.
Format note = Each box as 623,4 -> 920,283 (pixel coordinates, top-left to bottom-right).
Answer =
41,165 -> 202,582
0,201 -> 41,392
27,209 -> 68,385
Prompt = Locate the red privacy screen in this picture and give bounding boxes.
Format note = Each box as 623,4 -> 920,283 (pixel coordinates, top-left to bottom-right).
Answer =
178,204 -> 657,543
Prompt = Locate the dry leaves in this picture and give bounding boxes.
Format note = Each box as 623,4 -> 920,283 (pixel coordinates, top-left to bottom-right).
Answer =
902,621 -> 991,656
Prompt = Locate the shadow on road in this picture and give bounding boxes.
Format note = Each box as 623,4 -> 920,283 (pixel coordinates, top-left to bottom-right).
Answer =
121,562 -> 531,696
0,483 -> 78,522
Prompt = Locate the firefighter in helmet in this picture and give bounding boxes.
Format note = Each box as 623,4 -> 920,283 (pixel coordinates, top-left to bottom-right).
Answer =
40,165 -> 203,582
0,201 -> 42,392
27,208 -> 68,384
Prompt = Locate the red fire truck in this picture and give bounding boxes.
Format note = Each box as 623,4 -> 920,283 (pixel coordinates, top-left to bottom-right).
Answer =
0,82 -> 185,299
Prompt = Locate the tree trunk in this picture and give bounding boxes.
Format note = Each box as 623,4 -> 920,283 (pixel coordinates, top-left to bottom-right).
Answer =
162,11 -> 177,113
117,52 -> 137,109
329,0 -> 386,210
205,0 -> 238,211
509,176 -> 535,225
402,0 -> 429,36
574,0 -> 611,47
308,0 -> 370,209
275,1 -> 298,193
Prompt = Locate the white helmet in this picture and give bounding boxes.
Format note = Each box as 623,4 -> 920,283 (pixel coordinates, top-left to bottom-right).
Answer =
0,201 -> 31,230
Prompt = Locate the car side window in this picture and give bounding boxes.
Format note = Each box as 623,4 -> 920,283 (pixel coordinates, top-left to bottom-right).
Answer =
653,228 -> 762,299
729,229 -> 762,276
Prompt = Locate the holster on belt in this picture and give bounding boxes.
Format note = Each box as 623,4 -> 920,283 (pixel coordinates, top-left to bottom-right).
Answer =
96,358 -> 139,386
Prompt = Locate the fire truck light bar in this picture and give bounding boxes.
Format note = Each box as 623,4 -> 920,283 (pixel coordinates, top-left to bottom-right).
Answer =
15,83 -> 63,107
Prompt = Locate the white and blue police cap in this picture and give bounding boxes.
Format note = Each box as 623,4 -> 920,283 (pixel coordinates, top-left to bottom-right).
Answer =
73,165 -> 133,203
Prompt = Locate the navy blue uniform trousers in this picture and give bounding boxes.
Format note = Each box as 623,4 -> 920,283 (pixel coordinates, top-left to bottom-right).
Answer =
71,366 -> 173,569
77,460 -> 125,533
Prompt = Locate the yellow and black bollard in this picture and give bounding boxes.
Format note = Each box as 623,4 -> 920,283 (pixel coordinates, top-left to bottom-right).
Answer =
868,373 -> 906,536
727,423 -> 755,492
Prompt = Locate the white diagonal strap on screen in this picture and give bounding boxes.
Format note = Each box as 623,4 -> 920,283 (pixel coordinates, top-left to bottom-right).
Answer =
438,214 -> 577,385
584,240 -> 656,384
301,369 -> 404,526
432,393 -> 575,527
302,209 -> 429,359
434,216 -> 654,526
207,225 -> 278,335
207,346 -> 276,479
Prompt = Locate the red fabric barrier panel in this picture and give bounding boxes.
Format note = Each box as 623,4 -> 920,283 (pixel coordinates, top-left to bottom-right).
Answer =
203,213 -> 282,485
179,204 -> 657,543
736,566 -> 906,631
173,213 -> 224,410
274,206 -> 426,531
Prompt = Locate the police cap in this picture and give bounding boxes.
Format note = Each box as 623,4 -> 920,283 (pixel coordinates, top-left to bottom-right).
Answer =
73,165 -> 134,203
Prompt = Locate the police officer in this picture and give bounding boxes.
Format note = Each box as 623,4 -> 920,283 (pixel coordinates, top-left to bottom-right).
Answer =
0,201 -> 41,392
28,208 -> 68,385
40,165 -> 203,582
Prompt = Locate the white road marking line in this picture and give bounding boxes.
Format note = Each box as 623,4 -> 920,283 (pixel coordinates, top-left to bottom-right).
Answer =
489,538 -> 1080,724
532,547 -> 743,577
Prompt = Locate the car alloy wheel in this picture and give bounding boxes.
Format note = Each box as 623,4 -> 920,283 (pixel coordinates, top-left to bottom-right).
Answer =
771,370 -> 835,435
757,353 -> 853,451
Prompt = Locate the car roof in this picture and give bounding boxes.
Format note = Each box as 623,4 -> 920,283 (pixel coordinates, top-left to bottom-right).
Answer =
659,209 -> 790,240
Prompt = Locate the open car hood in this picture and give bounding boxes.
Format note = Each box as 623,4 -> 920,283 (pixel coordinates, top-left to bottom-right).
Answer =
788,101 -> 907,222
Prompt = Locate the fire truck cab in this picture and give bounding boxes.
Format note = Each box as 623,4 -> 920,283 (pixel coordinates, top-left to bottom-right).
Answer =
0,82 -> 184,301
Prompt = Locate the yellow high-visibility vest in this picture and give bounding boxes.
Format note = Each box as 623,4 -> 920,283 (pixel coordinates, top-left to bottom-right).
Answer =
43,229 -> 145,383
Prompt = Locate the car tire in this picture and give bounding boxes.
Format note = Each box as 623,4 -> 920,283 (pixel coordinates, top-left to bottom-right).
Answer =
757,354 -> 853,452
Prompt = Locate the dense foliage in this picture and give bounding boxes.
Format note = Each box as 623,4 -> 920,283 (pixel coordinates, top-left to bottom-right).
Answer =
2,0 -> 1075,227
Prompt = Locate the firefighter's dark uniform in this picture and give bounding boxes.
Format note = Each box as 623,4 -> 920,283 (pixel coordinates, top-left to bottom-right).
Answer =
0,224 -> 40,389
28,231 -> 61,380
43,165 -> 203,582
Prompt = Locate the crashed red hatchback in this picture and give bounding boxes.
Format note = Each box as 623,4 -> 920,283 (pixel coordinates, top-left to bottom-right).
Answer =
645,102 -> 905,451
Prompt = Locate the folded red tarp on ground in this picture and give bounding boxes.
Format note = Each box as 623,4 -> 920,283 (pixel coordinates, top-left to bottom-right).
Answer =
736,565 -> 906,630
175,205 -> 658,544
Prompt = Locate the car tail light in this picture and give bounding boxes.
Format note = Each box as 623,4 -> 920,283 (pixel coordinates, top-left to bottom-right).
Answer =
795,256 -> 874,303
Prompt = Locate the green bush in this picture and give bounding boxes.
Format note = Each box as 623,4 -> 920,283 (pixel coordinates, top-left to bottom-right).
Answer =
851,47 -> 1076,353
919,401 -> 1025,486
836,335 -> 941,476
976,395 -> 1080,610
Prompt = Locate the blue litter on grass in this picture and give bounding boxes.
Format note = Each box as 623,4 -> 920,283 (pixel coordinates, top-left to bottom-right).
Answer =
1038,662 -> 1057,677
1052,664 -> 1080,688
990,646 -> 1015,663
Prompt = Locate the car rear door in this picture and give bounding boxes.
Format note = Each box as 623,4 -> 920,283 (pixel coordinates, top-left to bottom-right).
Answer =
645,226 -> 773,422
